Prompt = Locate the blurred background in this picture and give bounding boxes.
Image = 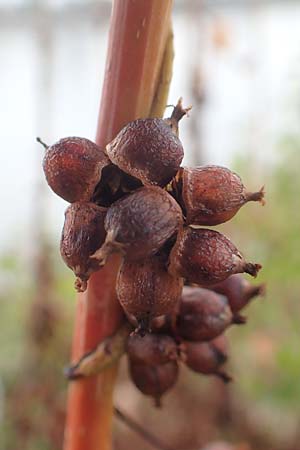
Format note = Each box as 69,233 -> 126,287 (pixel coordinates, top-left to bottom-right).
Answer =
1,0 -> 300,449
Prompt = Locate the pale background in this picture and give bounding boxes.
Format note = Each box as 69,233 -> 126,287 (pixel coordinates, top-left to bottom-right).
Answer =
1,0 -> 300,253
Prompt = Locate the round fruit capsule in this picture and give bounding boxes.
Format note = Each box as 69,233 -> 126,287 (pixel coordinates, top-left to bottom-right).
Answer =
117,254 -> 183,333
168,227 -> 261,286
177,286 -> 233,341
40,136 -> 110,203
184,335 -> 231,382
173,165 -> 265,226
129,359 -> 179,406
210,274 -> 265,314
91,186 -> 183,265
127,332 -> 178,366
60,202 -> 107,292
105,99 -> 190,187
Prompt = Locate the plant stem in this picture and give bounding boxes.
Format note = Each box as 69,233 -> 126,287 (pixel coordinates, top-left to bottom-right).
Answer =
63,2 -> 173,450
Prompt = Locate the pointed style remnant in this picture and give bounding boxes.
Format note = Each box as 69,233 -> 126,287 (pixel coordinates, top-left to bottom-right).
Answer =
168,227 -> 262,286
172,165 -> 265,226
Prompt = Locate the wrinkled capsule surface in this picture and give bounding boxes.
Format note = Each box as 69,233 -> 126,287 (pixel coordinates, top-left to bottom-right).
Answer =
106,118 -> 184,187
117,254 -> 183,327
169,227 -> 261,286
92,186 -> 183,264
177,165 -> 264,226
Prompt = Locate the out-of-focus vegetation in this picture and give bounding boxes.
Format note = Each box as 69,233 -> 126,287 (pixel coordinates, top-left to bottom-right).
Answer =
0,249 -> 74,450
0,136 -> 300,449
227,136 -> 300,447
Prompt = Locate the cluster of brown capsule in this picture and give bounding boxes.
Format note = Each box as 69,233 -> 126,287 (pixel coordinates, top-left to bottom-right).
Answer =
41,98 -> 265,404
126,275 -> 264,405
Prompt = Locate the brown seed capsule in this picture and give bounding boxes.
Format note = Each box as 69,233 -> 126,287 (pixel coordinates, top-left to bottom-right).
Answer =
177,286 -> 233,341
184,335 -> 231,382
168,227 -> 262,286
91,186 -> 183,265
172,165 -> 265,226
117,254 -> 183,332
129,359 -> 179,406
40,136 -> 110,203
127,332 -> 178,366
210,274 -> 265,314
60,202 -> 107,292
106,99 -> 190,187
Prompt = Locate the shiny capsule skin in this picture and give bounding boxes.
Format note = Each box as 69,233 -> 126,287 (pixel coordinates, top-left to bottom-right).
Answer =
177,286 -> 233,341
42,137 -> 110,203
60,202 -> 107,292
168,227 -> 261,286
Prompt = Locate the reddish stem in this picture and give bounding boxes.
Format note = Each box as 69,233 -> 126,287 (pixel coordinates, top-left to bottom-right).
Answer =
63,2 -> 173,450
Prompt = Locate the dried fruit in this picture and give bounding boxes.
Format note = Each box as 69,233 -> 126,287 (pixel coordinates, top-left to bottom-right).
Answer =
40,136 -> 110,203
116,254 -> 183,332
168,227 -> 261,286
172,165 -> 265,225
211,274 -> 265,314
177,286 -> 233,341
40,136 -> 110,202
91,186 -> 182,265
105,99 -> 190,187
60,202 -> 107,292
127,332 -> 178,366
184,335 -> 231,382
129,359 -> 179,406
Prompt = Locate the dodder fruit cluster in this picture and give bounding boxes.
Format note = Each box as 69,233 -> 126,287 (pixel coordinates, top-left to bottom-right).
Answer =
41,98 -> 265,405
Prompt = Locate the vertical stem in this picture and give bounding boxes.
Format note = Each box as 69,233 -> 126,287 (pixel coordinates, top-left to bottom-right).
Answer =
63,2 -> 173,450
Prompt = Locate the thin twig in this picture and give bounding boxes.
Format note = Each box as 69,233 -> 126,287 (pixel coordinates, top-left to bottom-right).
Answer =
114,406 -> 175,450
